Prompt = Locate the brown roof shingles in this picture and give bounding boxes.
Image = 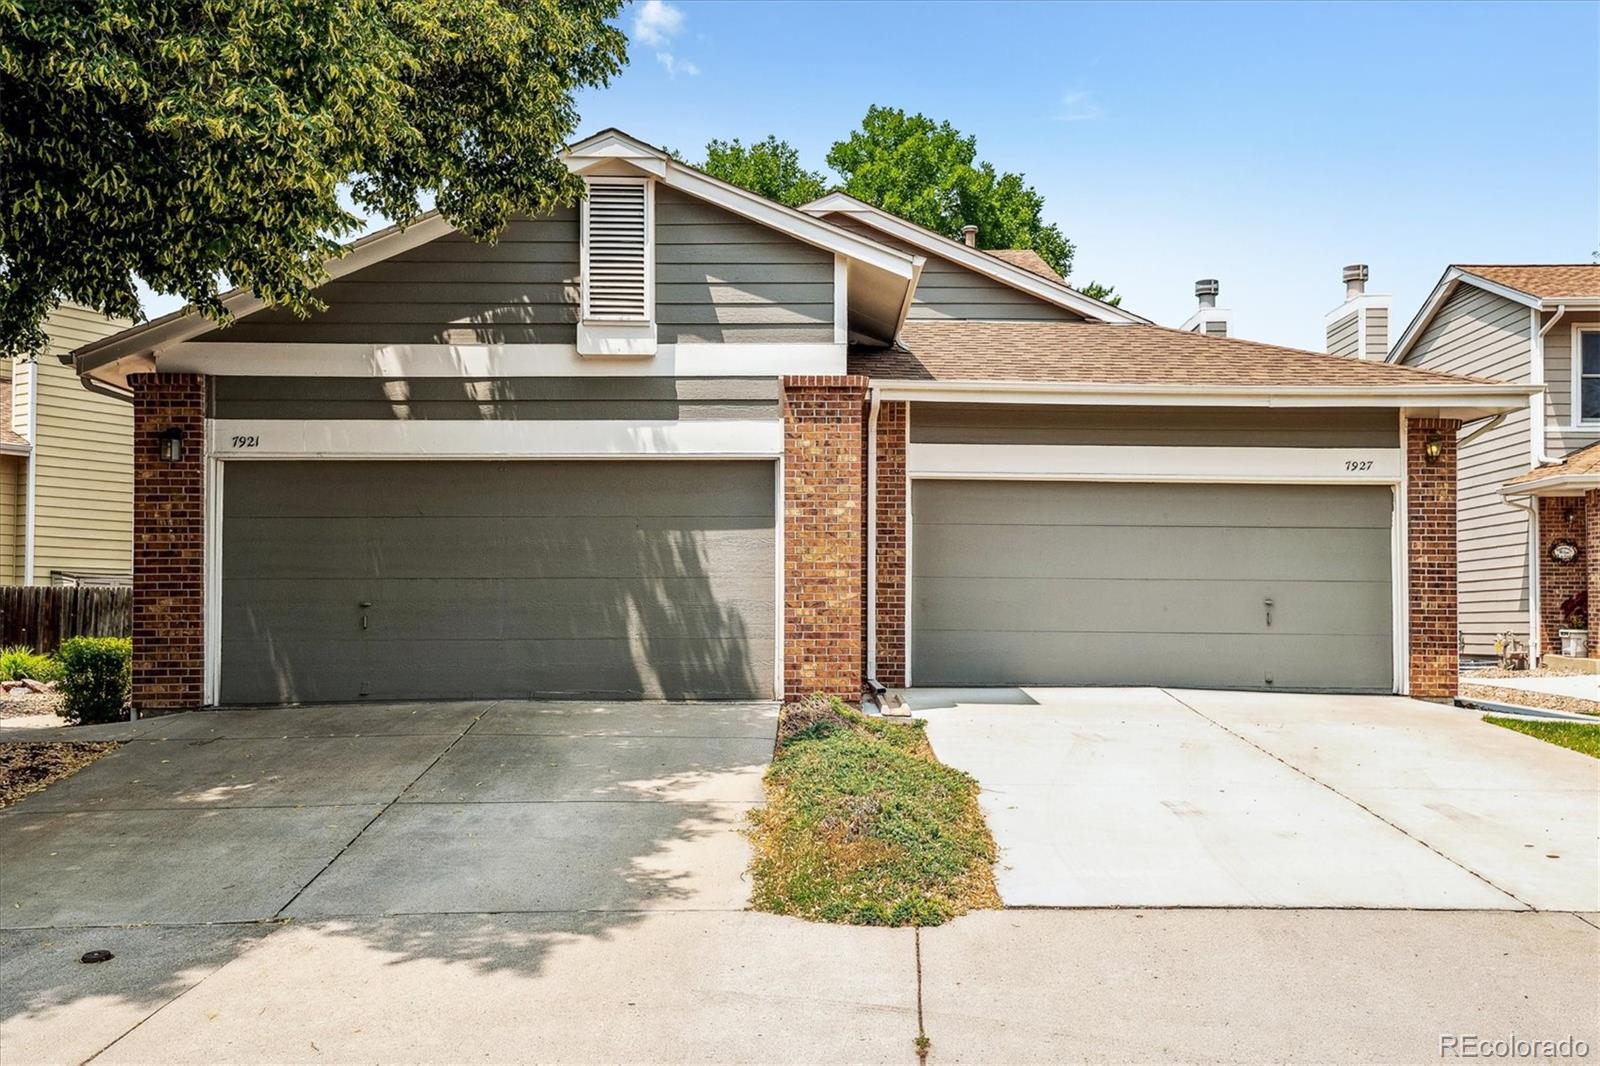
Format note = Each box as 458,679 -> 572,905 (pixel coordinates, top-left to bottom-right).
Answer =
983,248 -> 1062,281
0,379 -> 30,451
848,320 -> 1490,388
1505,441 -> 1600,487
1457,265 -> 1600,300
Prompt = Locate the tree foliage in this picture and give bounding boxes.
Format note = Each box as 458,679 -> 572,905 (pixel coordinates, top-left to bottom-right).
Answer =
0,0 -> 627,357
701,136 -> 826,207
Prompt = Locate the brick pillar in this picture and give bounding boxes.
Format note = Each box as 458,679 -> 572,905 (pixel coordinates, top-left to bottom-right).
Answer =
1588,490 -> 1600,655
873,400 -> 908,687
1406,418 -> 1460,698
1536,496 -> 1587,655
131,373 -> 205,714
782,375 -> 867,701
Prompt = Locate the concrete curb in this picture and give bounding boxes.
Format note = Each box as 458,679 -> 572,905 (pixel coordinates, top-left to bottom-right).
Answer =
1454,696 -> 1600,724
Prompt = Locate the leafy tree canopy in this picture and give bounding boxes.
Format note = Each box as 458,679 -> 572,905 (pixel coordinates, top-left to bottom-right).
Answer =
0,0 -> 627,357
698,108 -> 1116,305
701,136 -> 826,207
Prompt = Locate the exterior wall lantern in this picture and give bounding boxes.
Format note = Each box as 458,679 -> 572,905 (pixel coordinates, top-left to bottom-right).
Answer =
1422,435 -> 1445,464
159,426 -> 185,464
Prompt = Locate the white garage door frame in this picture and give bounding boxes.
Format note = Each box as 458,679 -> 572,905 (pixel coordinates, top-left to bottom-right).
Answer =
200,417 -> 786,706
901,434 -> 1410,695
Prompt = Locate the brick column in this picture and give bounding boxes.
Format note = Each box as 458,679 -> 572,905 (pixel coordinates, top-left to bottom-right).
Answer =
131,373 -> 205,714
782,375 -> 867,701
1536,496 -> 1587,655
873,400 -> 909,687
1406,418 -> 1460,698
1588,490 -> 1600,654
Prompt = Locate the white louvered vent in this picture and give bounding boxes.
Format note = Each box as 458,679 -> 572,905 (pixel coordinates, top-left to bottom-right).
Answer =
583,181 -> 650,321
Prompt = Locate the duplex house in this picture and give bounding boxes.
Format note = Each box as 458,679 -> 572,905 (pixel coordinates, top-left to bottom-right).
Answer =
2,304 -> 133,586
69,129 -> 1530,713
1390,265 -> 1600,662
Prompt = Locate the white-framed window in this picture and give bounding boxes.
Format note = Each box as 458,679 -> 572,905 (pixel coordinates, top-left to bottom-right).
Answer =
1578,328 -> 1600,425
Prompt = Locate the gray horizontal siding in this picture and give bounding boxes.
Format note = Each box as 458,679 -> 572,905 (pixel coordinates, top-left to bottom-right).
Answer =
1544,310 -> 1600,432
1204,320 -> 1228,338
202,212 -> 581,345
909,404 -> 1400,448
1326,311 -> 1359,358
827,215 -> 1081,322
210,377 -> 779,421
1400,282 -> 1534,655
655,187 -> 832,344
1365,307 -> 1389,359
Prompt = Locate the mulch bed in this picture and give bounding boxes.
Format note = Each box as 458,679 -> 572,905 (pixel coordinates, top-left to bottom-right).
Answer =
0,742 -> 117,808
1459,683 -> 1600,718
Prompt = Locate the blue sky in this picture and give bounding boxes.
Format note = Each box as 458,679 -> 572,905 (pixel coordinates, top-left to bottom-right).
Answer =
141,0 -> 1598,352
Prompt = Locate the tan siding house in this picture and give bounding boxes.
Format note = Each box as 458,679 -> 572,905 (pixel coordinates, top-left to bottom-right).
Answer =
2,304 -> 133,585
1391,264 -> 1600,659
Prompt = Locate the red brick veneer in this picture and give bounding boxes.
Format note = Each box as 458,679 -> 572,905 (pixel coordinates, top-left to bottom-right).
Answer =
1588,490 -> 1600,654
1536,496 -> 1587,655
1407,418 -> 1460,697
131,373 -> 205,714
872,400 -> 908,687
782,375 -> 867,700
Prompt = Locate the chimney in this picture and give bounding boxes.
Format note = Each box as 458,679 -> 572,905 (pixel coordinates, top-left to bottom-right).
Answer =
961,225 -> 978,248
1180,278 -> 1230,338
1326,263 -> 1390,360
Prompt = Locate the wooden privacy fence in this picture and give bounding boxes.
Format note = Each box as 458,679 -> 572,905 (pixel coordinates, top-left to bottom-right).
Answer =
0,586 -> 132,652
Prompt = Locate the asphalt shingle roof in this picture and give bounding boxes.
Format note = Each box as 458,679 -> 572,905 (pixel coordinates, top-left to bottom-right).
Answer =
983,248 -> 1061,281
1458,265 -> 1600,300
848,321 -> 1490,387
1505,441 -> 1600,487
0,379 -> 29,451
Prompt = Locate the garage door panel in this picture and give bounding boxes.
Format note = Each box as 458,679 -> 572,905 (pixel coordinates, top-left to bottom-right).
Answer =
221,460 -> 776,703
911,481 -> 1393,692
221,639 -> 366,704
915,481 -> 1393,529
914,577 -> 1393,637
915,631 -> 1393,691
915,524 -> 1392,582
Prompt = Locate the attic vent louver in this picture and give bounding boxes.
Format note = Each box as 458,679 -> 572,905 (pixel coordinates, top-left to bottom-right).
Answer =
583,181 -> 650,321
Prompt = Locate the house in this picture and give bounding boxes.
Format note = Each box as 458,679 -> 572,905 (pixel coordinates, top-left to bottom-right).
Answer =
2,304 -> 134,586
68,129 -> 1531,713
1389,265 -> 1600,662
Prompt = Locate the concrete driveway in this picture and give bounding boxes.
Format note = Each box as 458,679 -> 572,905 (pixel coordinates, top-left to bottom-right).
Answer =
913,687 -> 1600,910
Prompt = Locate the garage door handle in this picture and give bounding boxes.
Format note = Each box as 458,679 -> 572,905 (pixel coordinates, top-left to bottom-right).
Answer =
1264,598 -> 1274,627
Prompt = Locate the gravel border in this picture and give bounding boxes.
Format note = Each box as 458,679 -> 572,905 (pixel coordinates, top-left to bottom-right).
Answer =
1458,682 -> 1599,718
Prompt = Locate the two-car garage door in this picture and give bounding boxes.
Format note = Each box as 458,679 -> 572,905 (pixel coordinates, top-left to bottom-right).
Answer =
220,460 -> 775,704
910,481 -> 1395,692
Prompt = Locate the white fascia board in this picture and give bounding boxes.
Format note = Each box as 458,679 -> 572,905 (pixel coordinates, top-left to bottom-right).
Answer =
0,442 -> 29,456
161,341 -> 847,378
869,378 -> 1537,414
1503,473 -> 1600,497
800,194 -> 1151,325
76,213 -> 460,378
910,442 -> 1401,485
1178,308 -> 1232,333
1390,268 -> 1540,364
1322,292 -> 1391,327
208,418 -> 784,460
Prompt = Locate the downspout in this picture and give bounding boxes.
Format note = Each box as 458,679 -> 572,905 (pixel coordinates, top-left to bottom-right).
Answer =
864,386 -> 884,697
1505,494 -> 1540,665
1530,304 -> 1566,465
21,358 -> 38,585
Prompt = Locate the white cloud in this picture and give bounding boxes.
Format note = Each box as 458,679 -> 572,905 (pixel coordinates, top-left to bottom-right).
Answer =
655,52 -> 700,78
632,0 -> 684,48
1054,90 -> 1104,122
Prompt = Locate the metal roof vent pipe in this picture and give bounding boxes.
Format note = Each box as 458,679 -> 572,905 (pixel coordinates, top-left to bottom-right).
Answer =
1195,278 -> 1220,309
1343,263 -> 1369,300
1181,279 -> 1230,338
961,224 -> 978,248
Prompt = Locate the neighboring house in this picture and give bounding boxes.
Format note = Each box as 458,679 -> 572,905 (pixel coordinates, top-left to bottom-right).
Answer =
1389,265 -> 1600,661
69,129 -> 1529,714
1,304 -> 133,586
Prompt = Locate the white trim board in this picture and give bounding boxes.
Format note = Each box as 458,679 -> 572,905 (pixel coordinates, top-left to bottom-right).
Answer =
908,443 -> 1402,484
162,342 -> 846,378
1569,323 -> 1600,428
207,418 -> 784,459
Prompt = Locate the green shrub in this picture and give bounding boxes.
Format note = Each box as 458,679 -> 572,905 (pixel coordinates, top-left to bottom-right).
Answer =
57,637 -> 132,725
0,645 -> 64,684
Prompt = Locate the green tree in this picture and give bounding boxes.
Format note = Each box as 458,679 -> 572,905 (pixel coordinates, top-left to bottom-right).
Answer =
700,136 -> 827,207
0,0 -> 627,357
826,105 -> 1115,303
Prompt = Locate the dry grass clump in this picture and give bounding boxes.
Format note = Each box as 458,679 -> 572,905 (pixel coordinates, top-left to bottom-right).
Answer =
0,742 -> 117,808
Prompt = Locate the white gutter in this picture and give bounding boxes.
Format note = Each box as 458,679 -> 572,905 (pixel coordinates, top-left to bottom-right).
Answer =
865,387 -> 882,684
22,358 -> 38,585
